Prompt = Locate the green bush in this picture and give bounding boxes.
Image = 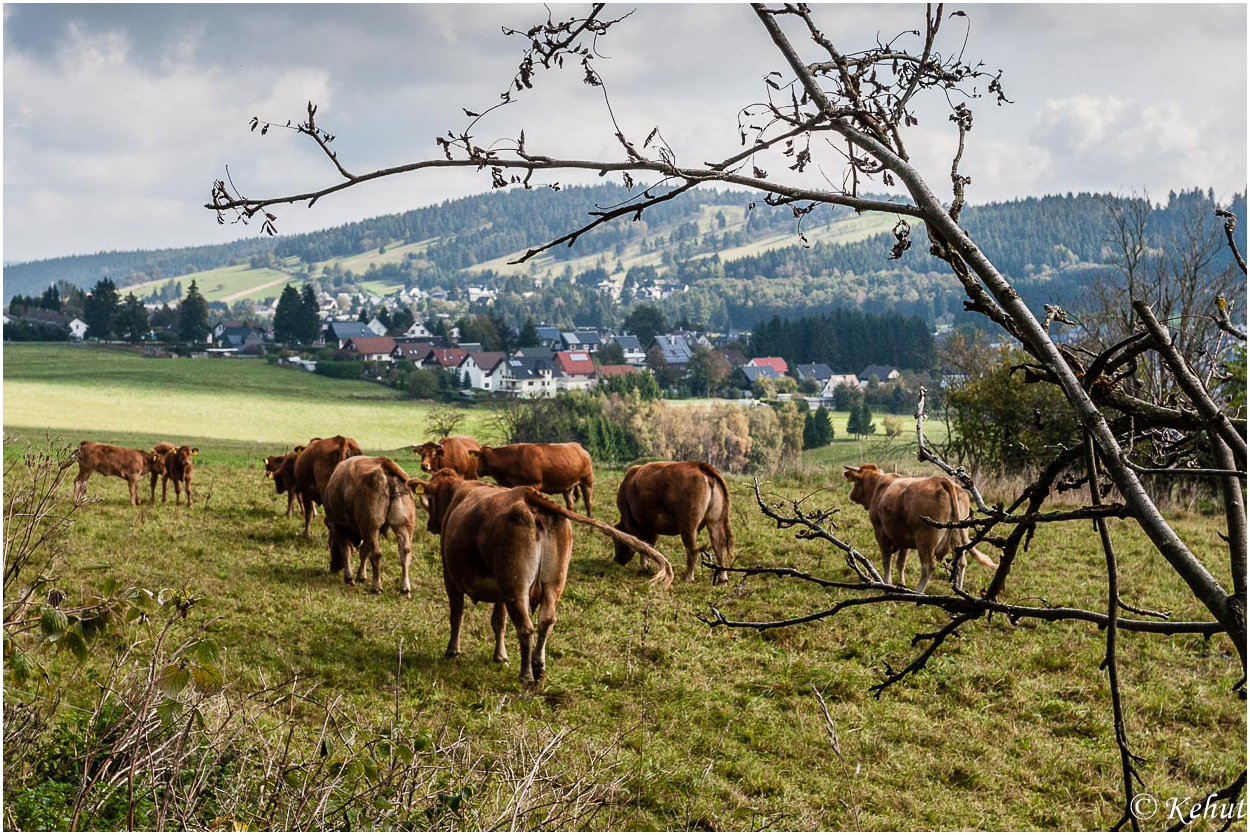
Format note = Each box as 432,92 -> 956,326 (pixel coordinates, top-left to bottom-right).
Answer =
314,360 -> 365,380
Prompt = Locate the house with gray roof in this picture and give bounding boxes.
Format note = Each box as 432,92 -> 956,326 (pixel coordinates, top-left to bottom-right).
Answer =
646,334 -> 694,369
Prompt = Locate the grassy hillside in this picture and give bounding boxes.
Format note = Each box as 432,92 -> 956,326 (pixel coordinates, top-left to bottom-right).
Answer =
3,344 -> 1243,829
3,344 -> 496,450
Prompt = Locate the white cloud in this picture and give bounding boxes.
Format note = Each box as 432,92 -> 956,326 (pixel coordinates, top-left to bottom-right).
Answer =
2,4 -> 1245,263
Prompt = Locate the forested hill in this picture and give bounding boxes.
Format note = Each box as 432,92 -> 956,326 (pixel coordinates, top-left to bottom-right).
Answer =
5,184 -> 1244,331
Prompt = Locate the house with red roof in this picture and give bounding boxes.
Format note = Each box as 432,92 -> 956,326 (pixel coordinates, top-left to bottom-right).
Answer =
747,356 -> 789,375
420,347 -> 468,371
552,350 -> 597,391
597,364 -> 643,380
342,336 -> 398,362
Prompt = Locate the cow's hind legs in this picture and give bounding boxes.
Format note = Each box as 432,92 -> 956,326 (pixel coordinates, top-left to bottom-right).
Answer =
445,588 -> 465,658
505,598 -> 537,683
491,603 -> 508,662
362,533 -> 383,594
531,592 -> 558,681
915,551 -> 934,594
396,528 -> 413,597
679,529 -> 699,583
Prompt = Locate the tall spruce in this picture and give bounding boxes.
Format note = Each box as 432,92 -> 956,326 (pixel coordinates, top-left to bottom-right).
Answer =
178,280 -> 210,342
298,285 -> 321,343
82,278 -> 120,341
273,284 -> 302,344
116,293 -> 149,343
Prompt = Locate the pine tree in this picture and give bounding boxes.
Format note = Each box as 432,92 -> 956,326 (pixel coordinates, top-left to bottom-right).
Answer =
273,285 -> 301,344
178,280 -> 210,343
518,317 -> 540,347
116,293 -> 149,343
83,278 -> 120,341
298,285 -> 322,344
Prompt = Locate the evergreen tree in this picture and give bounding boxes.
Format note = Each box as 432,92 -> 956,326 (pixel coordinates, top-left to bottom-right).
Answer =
273,284 -> 302,344
803,406 -> 834,448
40,284 -> 62,311
298,285 -> 322,343
389,306 -> 414,336
518,317 -> 540,347
116,293 -> 149,343
622,303 -> 667,346
846,401 -> 876,439
82,278 -> 120,341
178,280 -> 210,342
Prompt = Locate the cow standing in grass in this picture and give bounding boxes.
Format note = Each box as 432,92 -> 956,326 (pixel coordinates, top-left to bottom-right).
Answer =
149,442 -> 176,504
411,469 -> 672,683
843,463 -> 997,592
292,435 -> 363,538
413,435 -> 481,479
614,460 -> 736,584
468,442 -> 594,516
323,456 -> 417,596
158,445 -> 199,507
264,445 -> 308,516
74,441 -> 162,506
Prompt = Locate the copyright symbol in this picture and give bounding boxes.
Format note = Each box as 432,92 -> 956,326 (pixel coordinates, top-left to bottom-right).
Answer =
1132,793 -> 1159,820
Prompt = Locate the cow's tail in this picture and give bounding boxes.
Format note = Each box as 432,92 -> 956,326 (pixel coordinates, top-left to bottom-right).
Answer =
944,480 -> 996,568
522,489 -> 674,589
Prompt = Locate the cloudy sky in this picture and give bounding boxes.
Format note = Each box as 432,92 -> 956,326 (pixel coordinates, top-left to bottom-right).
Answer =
4,3 -> 1246,264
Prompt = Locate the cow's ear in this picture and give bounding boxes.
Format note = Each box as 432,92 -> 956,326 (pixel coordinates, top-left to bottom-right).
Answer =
842,465 -> 861,481
191,448 -> 199,455
406,479 -> 427,494
434,444 -> 445,454
467,450 -> 482,458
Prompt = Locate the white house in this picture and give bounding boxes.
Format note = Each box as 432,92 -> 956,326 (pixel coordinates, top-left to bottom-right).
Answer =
458,351 -> 507,391
404,320 -> 432,338
499,357 -> 556,398
68,318 -> 88,341
820,373 -> 862,396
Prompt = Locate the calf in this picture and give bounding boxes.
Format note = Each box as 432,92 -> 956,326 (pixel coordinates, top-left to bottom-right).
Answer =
149,442 -> 176,504
468,442 -> 594,516
292,435 -> 363,537
615,460 -> 735,584
157,445 -> 198,506
413,435 -> 481,479
74,441 -> 162,506
411,469 -> 672,683
263,445 -> 308,516
323,456 -> 417,595
843,463 -> 997,592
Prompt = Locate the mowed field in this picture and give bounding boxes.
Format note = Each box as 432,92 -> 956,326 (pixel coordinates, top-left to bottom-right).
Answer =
2,345 -> 1244,829
4,344 -> 495,451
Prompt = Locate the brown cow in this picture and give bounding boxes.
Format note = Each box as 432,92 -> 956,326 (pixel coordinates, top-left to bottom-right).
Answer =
614,460 -> 736,584
263,445 -> 308,516
843,463 -> 997,592
157,445 -> 198,506
468,442 -> 594,516
323,456 -> 417,595
149,442 -> 176,503
292,435 -> 363,537
74,441 -> 162,506
413,435 -> 481,479
411,469 -> 672,683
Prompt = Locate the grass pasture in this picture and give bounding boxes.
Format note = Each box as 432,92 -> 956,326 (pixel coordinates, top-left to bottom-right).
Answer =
3,344 -> 495,450
2,346 -> 1245,830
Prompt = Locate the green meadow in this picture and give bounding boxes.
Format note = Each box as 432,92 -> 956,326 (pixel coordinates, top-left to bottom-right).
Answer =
3,344 -> 494,451
2,344 -> 1243,830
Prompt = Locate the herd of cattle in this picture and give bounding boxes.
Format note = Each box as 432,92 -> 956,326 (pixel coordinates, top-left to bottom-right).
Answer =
71,436 -> 995,683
